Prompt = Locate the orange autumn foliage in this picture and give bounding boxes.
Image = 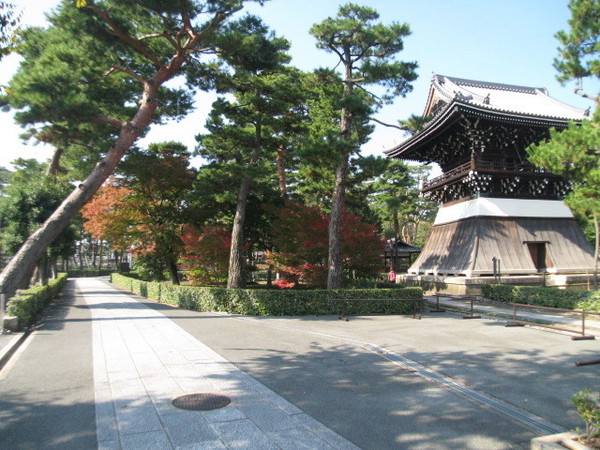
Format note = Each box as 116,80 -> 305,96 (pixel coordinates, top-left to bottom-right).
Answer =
81,179 -> 141,251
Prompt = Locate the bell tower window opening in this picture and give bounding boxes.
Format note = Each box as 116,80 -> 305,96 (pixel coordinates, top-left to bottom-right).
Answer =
524,241 -> 552,271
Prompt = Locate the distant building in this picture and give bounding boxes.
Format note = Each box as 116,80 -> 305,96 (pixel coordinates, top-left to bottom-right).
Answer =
387,75 -> 595,293
383,238 -> 421,273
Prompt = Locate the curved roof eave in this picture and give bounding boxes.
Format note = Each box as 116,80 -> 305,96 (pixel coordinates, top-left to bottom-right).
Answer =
385,100 -> 581,160
385,101 -> 463,160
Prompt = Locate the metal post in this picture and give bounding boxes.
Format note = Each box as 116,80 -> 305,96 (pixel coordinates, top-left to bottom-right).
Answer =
572,310 -> 595,340
576,359 -> 600,367
462,297 -> 481,319
413,299 -> 422,320
429,293 -> 446,313
506,303 -> 525,327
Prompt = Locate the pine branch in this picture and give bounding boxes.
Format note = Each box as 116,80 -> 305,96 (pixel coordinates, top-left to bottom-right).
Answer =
84,5 -> 164,68
105,65 -> 150,87
139,33 -> 177,49
573,85 -> 599,106
369,117 -> 404,130
91,116 -> 127,128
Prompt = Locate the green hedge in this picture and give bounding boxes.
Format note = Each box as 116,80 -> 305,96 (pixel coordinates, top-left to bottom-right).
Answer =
344,279 -> 406,289
111,273 -> 423,316
481,284 -> 600,312
6,273 -> 68,328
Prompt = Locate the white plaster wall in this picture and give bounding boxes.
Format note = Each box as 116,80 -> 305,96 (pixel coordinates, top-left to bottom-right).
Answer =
434,198 -> 573,225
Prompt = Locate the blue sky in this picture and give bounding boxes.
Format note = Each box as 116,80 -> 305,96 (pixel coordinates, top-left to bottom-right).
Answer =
0,0 -> 597,170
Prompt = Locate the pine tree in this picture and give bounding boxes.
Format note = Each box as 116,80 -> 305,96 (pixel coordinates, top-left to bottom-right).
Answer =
528,0 -> 600,287
310,3 -> 417,288
196,16 -> 303,288
0,0 -> 263,299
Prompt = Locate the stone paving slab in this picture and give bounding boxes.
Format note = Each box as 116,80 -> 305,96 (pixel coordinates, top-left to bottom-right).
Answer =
78,278 -> 358,449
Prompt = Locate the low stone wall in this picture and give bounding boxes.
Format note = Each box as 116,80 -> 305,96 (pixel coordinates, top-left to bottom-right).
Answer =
397,273 -> 595,295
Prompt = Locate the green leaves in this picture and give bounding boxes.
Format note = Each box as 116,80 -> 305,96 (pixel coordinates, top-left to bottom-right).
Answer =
112,272 -> 422,316
0,160 -> 76,258
572,389 -> 600,442
554,0 -> 600,83
0,1 -> 21,60
6,0 -> 260,173
528,119 -> 600,181
527,118 -> 600,237
215,14 -> 290,74
309,2 -> 417,107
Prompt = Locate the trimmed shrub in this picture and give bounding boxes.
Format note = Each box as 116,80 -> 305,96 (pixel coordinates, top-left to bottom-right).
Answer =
6,273 -> 68,328
345,279 -> 404,289
111,273 -> 422,316
480,284 -> 515,302
481,284 -> 600,312
577,292 -> 600,312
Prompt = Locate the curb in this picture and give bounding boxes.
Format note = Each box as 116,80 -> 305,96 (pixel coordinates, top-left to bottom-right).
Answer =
0,331 -> 29,371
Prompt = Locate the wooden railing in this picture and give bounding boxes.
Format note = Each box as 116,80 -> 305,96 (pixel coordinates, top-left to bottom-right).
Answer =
423,159 -> 553,191
424,161 -> 471,190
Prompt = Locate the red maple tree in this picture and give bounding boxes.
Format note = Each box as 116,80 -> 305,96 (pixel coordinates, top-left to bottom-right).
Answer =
267,201 -> 384,287
179,224 -> 232,285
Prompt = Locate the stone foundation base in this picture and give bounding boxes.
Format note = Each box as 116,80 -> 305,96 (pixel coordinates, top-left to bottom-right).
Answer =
2,316 -> 19,332
397,273 -> 595,296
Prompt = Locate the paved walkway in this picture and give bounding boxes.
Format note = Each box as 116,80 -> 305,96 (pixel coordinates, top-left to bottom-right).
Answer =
82,277 -> 356,449
1,279 -> 599,449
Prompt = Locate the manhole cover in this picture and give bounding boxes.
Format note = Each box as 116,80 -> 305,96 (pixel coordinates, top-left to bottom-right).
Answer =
172,393 -> 231,411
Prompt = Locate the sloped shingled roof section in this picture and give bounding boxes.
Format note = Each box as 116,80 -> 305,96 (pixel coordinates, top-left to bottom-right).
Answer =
386,74 -> 589,160
427,74 -> 587,120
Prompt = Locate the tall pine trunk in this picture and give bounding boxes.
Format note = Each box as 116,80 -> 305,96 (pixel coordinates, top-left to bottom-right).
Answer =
227,175 -> 251,289
0,88 -> 159,300
78,240 -> 84,270
326,156 -> 349,289
92,240 -> 98,268
114,251 -> 122,270
276,145 -> 287,197
327,54 -> 353,290
98,240 -> 104,270
227,122 -> 262,289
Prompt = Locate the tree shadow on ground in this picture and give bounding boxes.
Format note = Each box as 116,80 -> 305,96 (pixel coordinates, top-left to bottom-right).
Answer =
0,392 -> 97,449
135,308 -> 586,448
205,340 -> 539,449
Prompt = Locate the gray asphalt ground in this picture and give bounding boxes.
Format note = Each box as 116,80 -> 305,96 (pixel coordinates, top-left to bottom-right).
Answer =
0,278 -> 599,449
0,281 -> 97,449
143,297 -> 600,449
